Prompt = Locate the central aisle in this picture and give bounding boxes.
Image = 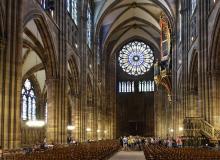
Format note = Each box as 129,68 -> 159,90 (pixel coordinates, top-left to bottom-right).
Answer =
109,151 -> 146,160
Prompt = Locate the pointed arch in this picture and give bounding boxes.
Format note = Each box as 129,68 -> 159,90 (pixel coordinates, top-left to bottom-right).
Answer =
23,10 -> 58,78
67,55 -> 80,96
0,1 -> 4,38
21,77 -> 41,121
209,9 -> 220,72
189,50 -> 198,92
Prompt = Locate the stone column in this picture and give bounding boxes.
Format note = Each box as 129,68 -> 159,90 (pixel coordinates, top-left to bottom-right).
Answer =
71,95 -> 80,141
46,78 -> 58,143
154,90 -> 161,137
109,56 -> 116,139
46,78 -> 67,144
86,97 -> 92,140
77,1 -> 89,142
210,71 -> 220,128
0,0 -> 23,149
0,38 -> 5,148
198,0 -> 208,122
181,0 -> 190,119
92,96 -> 98,140
188,90 -> 198,117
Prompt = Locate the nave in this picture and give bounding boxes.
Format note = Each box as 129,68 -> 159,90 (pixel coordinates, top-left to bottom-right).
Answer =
109,151 -> 146,160
1,0 -> 220,159
2,139 -> 220,160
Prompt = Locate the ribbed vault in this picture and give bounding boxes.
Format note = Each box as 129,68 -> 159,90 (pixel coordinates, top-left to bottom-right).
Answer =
94,0 -> 175,60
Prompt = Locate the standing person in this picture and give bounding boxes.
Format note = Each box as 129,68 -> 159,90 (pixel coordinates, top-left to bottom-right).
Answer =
138,138 -> 142,151
128,137 -> 132,150
176,137 -> 183,148
43,137 -> 48,149
67,135 -> 72,144
119,137 -> 123,148
122,136 -> 128,151
168,138 -> 173,147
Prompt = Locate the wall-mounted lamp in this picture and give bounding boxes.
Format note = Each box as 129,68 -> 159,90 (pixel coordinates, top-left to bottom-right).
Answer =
67,125 -> 75,131
179,127 -> 183,131
26,120 -> 45,127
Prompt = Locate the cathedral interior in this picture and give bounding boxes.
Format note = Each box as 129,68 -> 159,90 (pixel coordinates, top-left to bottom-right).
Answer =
1,0 -> 220,159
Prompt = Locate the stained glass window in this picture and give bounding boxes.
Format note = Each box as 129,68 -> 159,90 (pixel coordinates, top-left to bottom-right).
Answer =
139,81 -> 154,92
179,2 -> 182,42
118,41 -> 154,76
67,0 -> 70,12
67,0 -> 78,25
41,0 -> 46,9
191,0 -> 197,15
87,4 -> 92,48
118,81 -> 134,93
72,0 -> 77,24
21,79 -> 37,121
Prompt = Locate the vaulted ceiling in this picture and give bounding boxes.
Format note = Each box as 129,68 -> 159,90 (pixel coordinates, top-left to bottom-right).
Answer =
22,19 -> 46,92
94,0 -> 176,57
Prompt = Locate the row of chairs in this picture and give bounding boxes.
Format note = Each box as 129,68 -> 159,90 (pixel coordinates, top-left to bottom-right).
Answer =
143,144 -> 220,160
3,140 -> 120,160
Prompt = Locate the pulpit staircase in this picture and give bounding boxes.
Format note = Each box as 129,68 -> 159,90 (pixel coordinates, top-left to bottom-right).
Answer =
184,117 -> 220,143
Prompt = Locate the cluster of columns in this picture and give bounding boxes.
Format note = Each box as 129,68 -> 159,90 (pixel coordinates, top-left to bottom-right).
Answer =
0,0 -> 23,149
0,0 -> 113,149
171,0 -> 220,137
153,0 -> 220,138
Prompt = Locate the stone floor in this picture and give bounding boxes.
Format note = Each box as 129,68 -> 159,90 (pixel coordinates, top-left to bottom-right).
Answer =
109,151 -> 146,160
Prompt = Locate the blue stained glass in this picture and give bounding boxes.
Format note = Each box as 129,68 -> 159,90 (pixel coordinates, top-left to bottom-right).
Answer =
119,82 -> 122,93
191,0 -> 197,15
132,81 -> 134,92
22,95 -> 27,120
21,79 -> 37,121
87,4 -> 92,47
67,0 -> 70,12
118,41 -> 154,76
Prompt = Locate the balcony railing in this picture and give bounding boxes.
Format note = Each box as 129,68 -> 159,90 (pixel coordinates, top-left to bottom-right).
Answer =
183,117 -> 220,141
